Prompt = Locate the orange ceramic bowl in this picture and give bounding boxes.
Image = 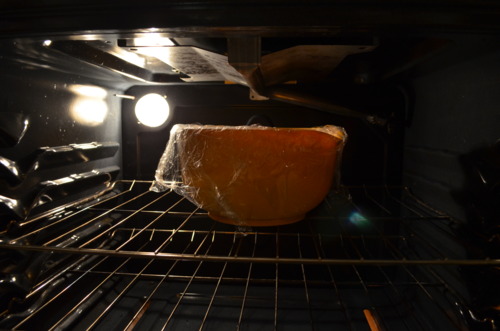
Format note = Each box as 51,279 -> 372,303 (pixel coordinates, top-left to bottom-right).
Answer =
175,125 -> 346,226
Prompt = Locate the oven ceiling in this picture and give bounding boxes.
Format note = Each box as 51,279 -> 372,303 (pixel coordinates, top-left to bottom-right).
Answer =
42,35 -> 390,123
1,31 -> 452,124
48,38 -> 376,85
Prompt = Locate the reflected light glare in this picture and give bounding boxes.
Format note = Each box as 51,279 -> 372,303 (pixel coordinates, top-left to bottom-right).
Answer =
133,34 -> 174,47
135,47 -> 172,66
348,212 -> 371,229
135,93 -> 170,128
69,85 -> 107,99
71,98 -> 108,126
110,49 -> 146,67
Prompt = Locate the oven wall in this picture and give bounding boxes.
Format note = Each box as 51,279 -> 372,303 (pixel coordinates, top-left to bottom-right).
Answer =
0,70 -> 122,165
403,34 -> 500,223
122,84 -> 405,186
0,43 -> 124,221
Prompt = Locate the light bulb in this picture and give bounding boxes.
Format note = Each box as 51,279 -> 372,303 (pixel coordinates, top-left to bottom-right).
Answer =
134,93 -> 170,128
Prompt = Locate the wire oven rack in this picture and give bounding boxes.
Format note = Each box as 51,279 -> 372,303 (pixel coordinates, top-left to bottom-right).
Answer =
0,180 -> 498,330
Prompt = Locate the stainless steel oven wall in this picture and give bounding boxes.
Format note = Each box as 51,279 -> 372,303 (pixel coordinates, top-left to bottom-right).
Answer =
403,33 -> 500,326
0,38 -> 123,222
403,34 -> 500,222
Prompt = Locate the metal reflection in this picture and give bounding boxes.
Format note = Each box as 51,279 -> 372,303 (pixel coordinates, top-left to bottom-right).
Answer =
69,85 -> 108,126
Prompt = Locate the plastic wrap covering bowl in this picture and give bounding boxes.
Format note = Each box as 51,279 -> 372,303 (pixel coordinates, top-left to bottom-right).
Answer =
152,124 -> 346,226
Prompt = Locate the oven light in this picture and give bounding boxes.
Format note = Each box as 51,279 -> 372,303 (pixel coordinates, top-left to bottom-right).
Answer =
43,40 -> 52,47
134,93 -> 170,128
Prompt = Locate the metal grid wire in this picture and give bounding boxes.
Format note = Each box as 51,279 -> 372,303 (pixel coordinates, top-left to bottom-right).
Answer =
0,180 -> 497,330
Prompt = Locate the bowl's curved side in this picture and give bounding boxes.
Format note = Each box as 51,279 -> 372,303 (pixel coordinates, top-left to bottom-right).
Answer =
178,127 -> 344,226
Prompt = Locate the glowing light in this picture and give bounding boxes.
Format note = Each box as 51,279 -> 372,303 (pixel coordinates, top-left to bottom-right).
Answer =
135,93 -> 170,128
71,99 -> 108,126
348,212 -> 372,230
69,85 -> 108,126
110,49 -> 146,67
43,40 -> 52,46
69,85 -> 107,99
135,47 -> 173,67
133,34 -> 174,47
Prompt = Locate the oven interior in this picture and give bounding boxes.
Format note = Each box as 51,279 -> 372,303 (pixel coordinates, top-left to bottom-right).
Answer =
0,11 -> 499,330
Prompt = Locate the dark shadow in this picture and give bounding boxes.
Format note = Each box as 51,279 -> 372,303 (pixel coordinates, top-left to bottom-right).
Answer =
453,141 -> 500,329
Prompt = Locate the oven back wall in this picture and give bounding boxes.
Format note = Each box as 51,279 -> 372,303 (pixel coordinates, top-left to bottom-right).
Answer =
122,84 -> 404,186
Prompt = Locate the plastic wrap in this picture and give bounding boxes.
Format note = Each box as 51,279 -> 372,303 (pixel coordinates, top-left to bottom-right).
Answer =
151,124 -> 347,226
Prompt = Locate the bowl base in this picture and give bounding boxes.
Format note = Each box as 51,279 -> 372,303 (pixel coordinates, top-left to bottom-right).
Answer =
208,213 -> 305,227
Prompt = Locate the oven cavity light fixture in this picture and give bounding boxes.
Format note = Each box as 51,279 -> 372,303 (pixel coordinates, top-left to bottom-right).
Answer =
135,93 -> 170,128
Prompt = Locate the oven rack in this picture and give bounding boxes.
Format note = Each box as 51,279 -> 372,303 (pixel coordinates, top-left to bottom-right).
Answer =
0,180 -> 497,330
1,180 -> 497,266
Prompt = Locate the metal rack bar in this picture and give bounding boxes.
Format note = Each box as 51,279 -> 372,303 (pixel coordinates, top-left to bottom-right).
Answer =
9,181 -> 136,242
87,218 -> 192,330
26,254 -> 91,299
154,207 -> 200,254
123,225 -> 216,331
274,231 -> 279,331
15,181 -> 127,229
350,192 -> 466,330
83,257 -> 156,330
12,240 -> 150,330
403,187 -> 454,219
88,208 -> 208,216
384,188 -> 473,251
331,201 -> 391,331
113,196 -> 186,251
372,207 -> 476,329
46,256 -> 150,330
83,206 -> 199,329
160,226 -> 217,331
1,243 -> 498,265
359,235 -> 426,330
330,187 -> 422,329
236,233 -> 258,330
312,229 -> 353,331
402,265 -> 464,329
361,187 -> 467,260
65,269 -> 445,288
47,190 -> 172,248
199,232 -> 241,330
112,227 -> 407,240
0,181 -> 494,330
349,194 -> 442,329
297,234 -> 315,331
383,186 -> 427,218
2,181 -> 492,331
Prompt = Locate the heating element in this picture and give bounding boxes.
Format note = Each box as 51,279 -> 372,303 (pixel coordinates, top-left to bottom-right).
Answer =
1,180 -> 497,330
